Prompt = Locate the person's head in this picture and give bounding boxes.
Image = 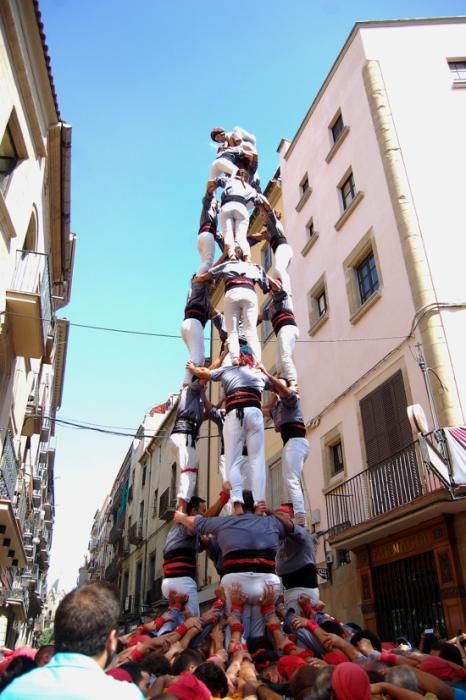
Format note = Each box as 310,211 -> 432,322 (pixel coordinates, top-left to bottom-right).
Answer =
194,661 -> 228,698
171,649 -> 203,675
312,665 -> 335,700
210,127 -> 226,143
117,662 -> 151,695
438,640 -> 464,666
332,662 -> 370,700
241,490 -> 255,513
350,629 -> 382,652
289,664 -> 320,700
236,168 -> 249,181
238,344 -> 255,367
320,620 -> 346,637
0,656 -> 37,691
140,652 -> 171,677
187,496 -> 206,516
166,674 -> 211,700
277,655 -> 306,682
34,644 -> 54,667
385,666 -> 418,691
53,582 -> 120,664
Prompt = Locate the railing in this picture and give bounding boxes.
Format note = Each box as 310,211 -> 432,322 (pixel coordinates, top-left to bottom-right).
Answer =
128,521 -> 143,546
159,487 -> 177,520
0,431 -> 18,500
326,442 -> 444,534
108,518 -> 124,545
9,250 -> 52,344
104,555 -> 119,582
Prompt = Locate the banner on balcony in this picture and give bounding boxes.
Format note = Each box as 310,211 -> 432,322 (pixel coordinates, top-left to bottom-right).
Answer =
444,427 -> 466,485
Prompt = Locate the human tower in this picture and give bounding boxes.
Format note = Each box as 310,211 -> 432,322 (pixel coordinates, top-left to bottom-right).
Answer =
167,126 -> 309,525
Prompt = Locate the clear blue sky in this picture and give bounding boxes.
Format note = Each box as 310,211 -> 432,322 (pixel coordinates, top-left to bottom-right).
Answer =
40,0 -> 466,590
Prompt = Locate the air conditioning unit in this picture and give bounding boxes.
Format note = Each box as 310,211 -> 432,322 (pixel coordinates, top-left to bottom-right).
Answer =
326,551 -> 334,564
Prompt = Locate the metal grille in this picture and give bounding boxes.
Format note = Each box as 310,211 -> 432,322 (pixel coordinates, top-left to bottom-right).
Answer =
373,551 -> 446,644
10,250 -> 52,343
0,431 -> 18,500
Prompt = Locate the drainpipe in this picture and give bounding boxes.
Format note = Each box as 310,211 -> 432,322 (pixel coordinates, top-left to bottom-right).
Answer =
363,61 -> 462,427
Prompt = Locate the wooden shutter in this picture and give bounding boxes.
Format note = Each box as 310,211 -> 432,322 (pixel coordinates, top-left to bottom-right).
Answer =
360,370 -> 412,467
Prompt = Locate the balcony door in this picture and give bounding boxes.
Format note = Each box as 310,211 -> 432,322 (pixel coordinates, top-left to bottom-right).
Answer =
360,370 -> 420,515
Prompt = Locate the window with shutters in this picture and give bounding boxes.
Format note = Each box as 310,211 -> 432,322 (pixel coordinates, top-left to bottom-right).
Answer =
266,458 -> 284,509
359,370 -> 420,513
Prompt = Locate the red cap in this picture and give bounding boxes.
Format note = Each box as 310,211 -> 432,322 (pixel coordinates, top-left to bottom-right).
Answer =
106,667 -> 133,682
332,662 -> 371,700
166,674 -> 211,700
277,655 -> 305,680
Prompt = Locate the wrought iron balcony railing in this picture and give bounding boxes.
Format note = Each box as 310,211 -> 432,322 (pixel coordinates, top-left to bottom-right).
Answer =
0,431 -> 18,501
325,442 -> 444,535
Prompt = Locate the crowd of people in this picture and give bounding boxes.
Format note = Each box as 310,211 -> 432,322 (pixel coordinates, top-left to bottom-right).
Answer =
2,127 -> 466,698
1,579 -> 466,698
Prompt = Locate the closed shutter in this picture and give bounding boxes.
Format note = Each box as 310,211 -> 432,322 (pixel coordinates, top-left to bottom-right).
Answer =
360,370 -> 412,467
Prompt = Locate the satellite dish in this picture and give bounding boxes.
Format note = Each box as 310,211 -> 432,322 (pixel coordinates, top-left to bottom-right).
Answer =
407,404 -> 429,435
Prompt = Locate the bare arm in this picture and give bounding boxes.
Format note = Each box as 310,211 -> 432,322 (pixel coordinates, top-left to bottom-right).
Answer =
205,483 -> 231,517
192,272 -> 211,284
370,682 -> 423,700
257,363 -> 289,398
186,360 -> 211,381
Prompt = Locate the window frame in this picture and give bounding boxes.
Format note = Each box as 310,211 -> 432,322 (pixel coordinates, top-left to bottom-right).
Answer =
330,112 -> 344,144
343,228 -> 382,323
356,251 -> 380,305
447,58 -> 466,83
340,171 -> 356,211
308,274 -> 329,335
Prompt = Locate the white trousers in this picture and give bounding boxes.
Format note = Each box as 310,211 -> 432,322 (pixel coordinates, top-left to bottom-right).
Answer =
181,318 -> 205,385
273,243 -> 293,295
210,157 -> 238,180
167,433 -> 199,502
223,407 -> 265,504
220,202 -> 251,259
224,287 -> 260,362
222,572 -> 281,639
162,576 -> 199,616
196,232 -> 216,274
219,453 -> 250,514
284,585 -> 320,615
282,437 -> 309,515
276,324 -> 299,383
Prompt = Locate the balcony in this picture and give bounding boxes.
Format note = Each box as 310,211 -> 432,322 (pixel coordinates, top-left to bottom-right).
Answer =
159,487 -> 177,521
0,431 -> 18,501
5,250 -> 52,358
22,389 -> 43,437
128,521 -> 143,546
108,518 -> 124,545
325,442 -> 451,549
104,555 -> 119,582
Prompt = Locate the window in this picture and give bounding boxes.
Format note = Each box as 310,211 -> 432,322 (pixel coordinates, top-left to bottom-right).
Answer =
336,549 -> 351,566
302,217 -> 319,256
343,229 -> 382,321
357,252 -> 379,304
340,171 -> 356,211
260,301 -> 273,345
331,113 -> 344,144
141,464 -> 147,487
296,173 -> 312,212
317,290 -> 327,317
152,488 -> 158,517
139,500 -> 144,522
300,175 -> 309,197
261,243 -> 272,273
0,109 -> 27,194
307,218 -> 315,239
266,458 -> 284,509
308,275 -> 329,334
331,442 -> 344,475
448,60 -> 466,82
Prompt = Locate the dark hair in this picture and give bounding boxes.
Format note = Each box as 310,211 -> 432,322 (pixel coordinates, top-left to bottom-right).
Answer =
0,656 -> 37,691
194,661 -> 229,697
289,665 -> 319,700
242,490 -> 255,513
34,644 -> 54,666
313,666 -> 334,700
345,622 -> 362,632
366,669 -> 384,683
118,661 -> 145,684
320,620 -> 345,637
54,582 -> 120,656
140,652 -> 171,676
438,641 -> 464,667
171,649 -> 203,675
187,496 -> 206,515
350,629 -> 382,652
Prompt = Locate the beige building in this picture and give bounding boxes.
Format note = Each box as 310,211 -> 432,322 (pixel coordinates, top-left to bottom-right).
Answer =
277,17 -> 466,640
0,1 -> 75,646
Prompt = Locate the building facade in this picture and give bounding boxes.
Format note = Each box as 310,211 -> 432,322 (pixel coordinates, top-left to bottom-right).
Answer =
0,1 -> 75,646
278,17 -> 466,641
